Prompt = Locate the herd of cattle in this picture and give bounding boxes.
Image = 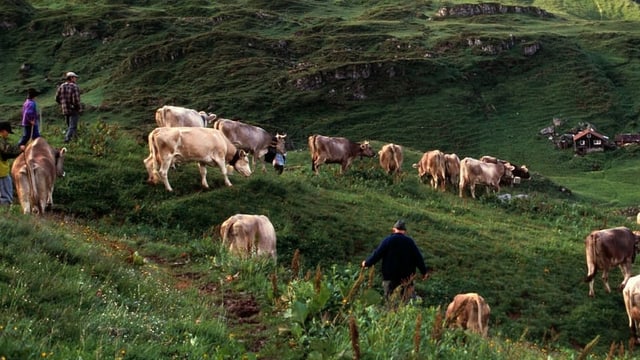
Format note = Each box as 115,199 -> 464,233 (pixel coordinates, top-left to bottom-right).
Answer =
12,104 -> 640,342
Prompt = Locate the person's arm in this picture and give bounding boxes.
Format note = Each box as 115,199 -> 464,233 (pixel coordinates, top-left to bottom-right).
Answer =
362,237 -> 389,268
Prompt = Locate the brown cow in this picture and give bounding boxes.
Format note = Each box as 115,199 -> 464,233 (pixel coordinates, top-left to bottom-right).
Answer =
444,153 -> 460,189
445,293 -> 491,337
623,274 -> 640,344
308,134 -> 375,175
155,105 -> 218,127
220,214 -> 277,260
213,118 -> 286,172
585,226 -> 638,297
459,157 -> 514,198
412,150 -> 446,191
11,137 -> 67,214
143,127 -> 251,192
378,143 -> 403,175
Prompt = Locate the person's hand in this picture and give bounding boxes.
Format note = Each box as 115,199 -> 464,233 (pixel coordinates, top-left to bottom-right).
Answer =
361,260 -> 367,268
19,145 -> 25,152
422,273 -> 430,281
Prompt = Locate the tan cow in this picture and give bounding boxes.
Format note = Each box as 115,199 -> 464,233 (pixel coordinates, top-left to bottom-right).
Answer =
155,105 -> 218,127
623,274 -> 640,344
444,153 -> 460,189
220,214 -> 277,260
480,155 -> 530,186
143,127 -> 251,192
412,150 -> 446,191
459,157 -> 514,198
11,137 -> 67,215
378,143 -> 403,175
308,134 -> 375,175
213,118 -> 286,172
585,226 -> 638,297
445,293 -> 491,337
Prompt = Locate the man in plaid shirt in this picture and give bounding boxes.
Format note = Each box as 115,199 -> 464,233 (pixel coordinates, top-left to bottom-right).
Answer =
55,71 -> 81,143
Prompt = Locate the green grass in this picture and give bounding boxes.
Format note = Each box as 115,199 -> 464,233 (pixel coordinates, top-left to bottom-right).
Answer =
2,0 -> 640,358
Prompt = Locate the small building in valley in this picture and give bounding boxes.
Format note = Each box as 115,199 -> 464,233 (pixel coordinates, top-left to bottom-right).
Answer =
573,128 -> 609,155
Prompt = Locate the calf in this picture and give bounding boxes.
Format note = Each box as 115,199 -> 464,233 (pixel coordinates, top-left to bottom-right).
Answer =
412,150 -> 446,190
220,214 -> 277,260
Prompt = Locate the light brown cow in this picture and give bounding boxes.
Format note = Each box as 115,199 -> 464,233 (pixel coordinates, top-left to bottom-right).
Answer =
378,143 -> 403,175
585,226 -> 638,297
480,155 -> 530,186
11,137 -> 67,215
459,157 -> 514,198
623,274 -> 640,344
154,105 -> 218,127
412,150 -> 446,190
220,214 -> 277,260
444,153 -> 460,189
143,127 -> 251,192
213,118 -> 286,172
308,134 -> 375,175
445,293 -> 491,337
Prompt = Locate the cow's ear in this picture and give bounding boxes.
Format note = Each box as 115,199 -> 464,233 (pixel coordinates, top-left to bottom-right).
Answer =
239,150 -> 248,157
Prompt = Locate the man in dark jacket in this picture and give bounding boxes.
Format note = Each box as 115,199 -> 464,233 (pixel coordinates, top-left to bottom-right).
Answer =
362,220 -> 429,302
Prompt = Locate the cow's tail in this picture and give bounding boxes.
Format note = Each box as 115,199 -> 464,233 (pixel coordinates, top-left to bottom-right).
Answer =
474,294 -> 485,336
24,143 -> 43,214
585,233 -> 598,282
149,130 -> 161,176
390,144 -> 400,173
308,135 -> 317,172
212,118 -> 223,131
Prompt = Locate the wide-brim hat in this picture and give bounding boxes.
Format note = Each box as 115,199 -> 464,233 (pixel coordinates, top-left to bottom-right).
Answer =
65,71 -> 79,79
0,121 -> 14,134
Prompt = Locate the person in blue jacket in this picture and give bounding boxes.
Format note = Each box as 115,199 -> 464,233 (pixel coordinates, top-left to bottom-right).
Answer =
362,220 -> 430,301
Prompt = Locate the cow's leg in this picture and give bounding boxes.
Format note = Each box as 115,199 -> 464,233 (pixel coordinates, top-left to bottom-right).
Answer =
197,162 -> 210,189
602,269 -> 612,293
214,159 -> 233,187
158,155 -> 174,192
620,263 -> 634,291
341,159 -> 353,174
470,182 -> 477,199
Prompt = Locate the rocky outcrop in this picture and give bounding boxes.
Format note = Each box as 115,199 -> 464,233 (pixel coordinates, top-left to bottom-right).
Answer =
435,3 -> 554,19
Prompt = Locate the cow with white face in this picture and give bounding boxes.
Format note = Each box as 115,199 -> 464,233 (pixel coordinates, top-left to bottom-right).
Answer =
412,150 -> 446,191
308,134 -> 376,175
220,214 -> 277,260
155,105 -> 218,127
585,226 -> 638,297
378,143 -> 403,175
459,157 -> 514,198
11,137 -> 66,214
213,118 -> 286,172
144,127 -> 251,192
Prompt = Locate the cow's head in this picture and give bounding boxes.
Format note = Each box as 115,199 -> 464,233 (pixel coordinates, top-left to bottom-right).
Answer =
272,133 -> 287,155
55,147 -> 67,178
229,149 -> 252,177
514,165 -> 530,179
359,141 -> 375,158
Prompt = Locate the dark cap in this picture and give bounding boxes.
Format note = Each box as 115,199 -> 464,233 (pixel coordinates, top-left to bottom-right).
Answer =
27,88 -> 40,98
0,121 -> 14,134
393,220 -> 406,231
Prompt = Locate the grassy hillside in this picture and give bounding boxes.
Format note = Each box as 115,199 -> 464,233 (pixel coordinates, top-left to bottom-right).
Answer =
2,0 -> 640,358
